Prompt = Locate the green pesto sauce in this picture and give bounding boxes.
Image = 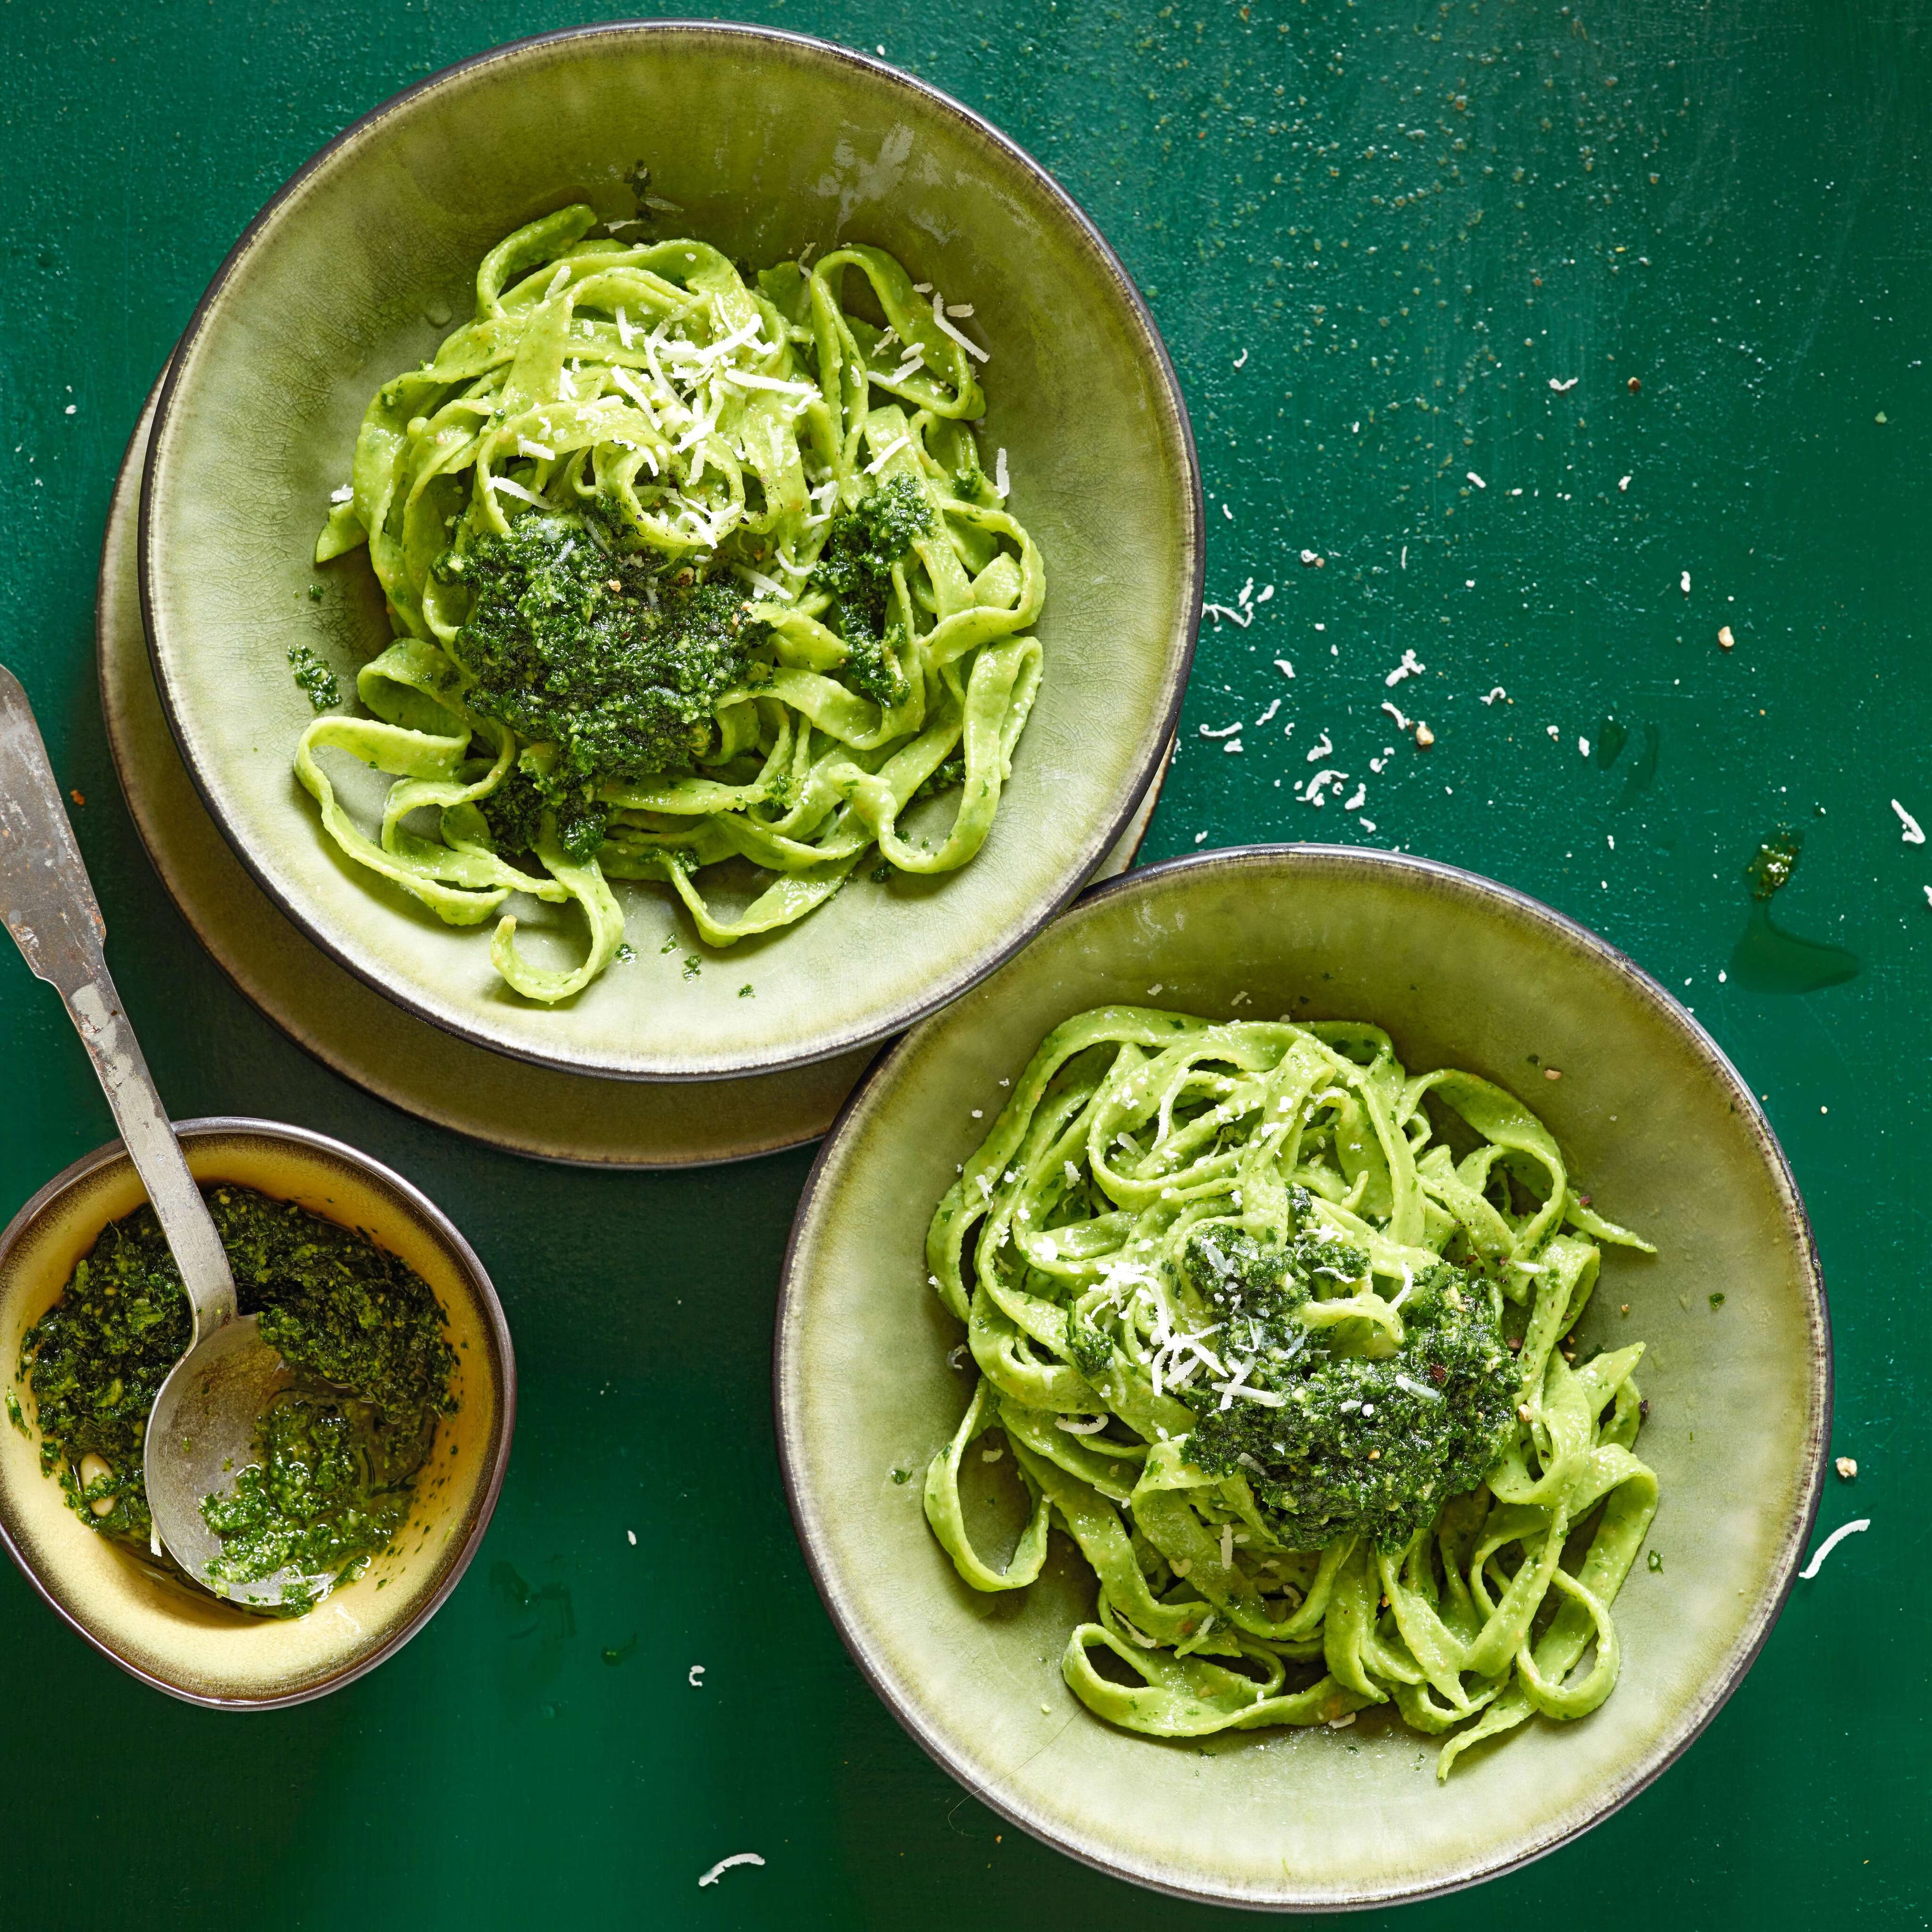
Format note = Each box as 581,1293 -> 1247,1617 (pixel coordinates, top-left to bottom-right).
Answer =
18,1186 -> 456,1610
439,511 -> 762,862
287,641 -> 341,711
1166,1211 -> 1516,1551
807,474 -> 933,706
1746,826 -> 1803,900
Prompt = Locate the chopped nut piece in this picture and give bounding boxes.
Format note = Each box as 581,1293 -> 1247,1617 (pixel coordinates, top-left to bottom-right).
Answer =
1414,722 -> 1435,748
1835,1455 -> 1858,1480
1517,1403 -> 1535,1422
1627,376 -> 1642,393
1717,625 -> 1735,650
1544,1066 -> 1563,1080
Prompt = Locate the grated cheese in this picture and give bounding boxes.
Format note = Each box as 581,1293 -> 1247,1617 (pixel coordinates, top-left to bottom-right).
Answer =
1890,799 -> 1925,845
697,1854 -> 765,1888
931,293 -> 990,363
486,474 -> 554,509
1203,602 -> 1253,627
1799,1518 -> 1870,1579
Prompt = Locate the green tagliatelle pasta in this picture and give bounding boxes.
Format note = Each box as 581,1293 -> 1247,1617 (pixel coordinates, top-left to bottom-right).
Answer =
922,1009 -> 1661,1779
306,203 -> 1044,1002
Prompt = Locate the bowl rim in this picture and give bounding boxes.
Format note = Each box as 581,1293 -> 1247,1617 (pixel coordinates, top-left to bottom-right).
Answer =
774,841 -> 1833,1909
138,17 -> 1205,1086
0,1115 -> 518,1711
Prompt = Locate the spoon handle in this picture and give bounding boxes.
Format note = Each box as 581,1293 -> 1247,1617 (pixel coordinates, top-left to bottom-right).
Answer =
0,664 -> 237,1337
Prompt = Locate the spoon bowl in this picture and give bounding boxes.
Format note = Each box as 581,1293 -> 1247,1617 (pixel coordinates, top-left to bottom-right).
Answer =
143,1314 -> 322,1609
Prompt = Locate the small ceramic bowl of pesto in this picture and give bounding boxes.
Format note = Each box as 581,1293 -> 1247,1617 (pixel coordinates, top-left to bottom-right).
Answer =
0,1118 -> 514,1707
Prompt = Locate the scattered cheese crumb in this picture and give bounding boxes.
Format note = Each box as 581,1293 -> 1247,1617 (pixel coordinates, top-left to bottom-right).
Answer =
689,1664 -> 705,1685
1891,799 -> 1925,845
626,1530 -> 637,1546
1680,570 -> 1692,595
1384,649 -> 1426,688
697,1854 -> 764,1887
1467,470 -> 1486,488
1579,737 -> 1591,758
1274,658 -> 1295,679
1549,376 -> 1578,393
1481,687 -> 1507,705
1618,475 -> 1632,491
329,483 -> 354,504
1799,1519 -> 1869,1579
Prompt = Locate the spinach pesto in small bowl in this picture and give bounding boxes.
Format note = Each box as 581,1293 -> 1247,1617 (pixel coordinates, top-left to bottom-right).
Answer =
20,1185 -> 457,1615
0,1120 -> 513,1706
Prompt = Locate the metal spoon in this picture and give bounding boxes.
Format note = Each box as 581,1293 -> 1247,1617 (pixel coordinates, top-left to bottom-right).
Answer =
0,665 -> 318,1610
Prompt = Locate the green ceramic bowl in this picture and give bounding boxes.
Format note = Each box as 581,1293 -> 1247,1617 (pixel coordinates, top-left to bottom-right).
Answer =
777,845 -> 1831,1909
141,22 -> 1200,1083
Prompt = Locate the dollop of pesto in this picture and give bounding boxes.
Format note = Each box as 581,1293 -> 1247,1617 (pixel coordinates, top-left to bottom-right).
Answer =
807,474 -> 933,707
438,512 -> 761,861
17,1186 -> 456,1609
1746,826 -> 1803,901
286,641 -> 341,711
1175,1216 -> 1517,1552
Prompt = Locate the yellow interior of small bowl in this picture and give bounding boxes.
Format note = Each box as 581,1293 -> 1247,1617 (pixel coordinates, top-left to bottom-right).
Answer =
0,1125 -> 507,1705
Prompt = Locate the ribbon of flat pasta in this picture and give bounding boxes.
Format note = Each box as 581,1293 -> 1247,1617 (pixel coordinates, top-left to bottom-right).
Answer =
306,210 -> 1043,999
919,1011 -> 1661,1776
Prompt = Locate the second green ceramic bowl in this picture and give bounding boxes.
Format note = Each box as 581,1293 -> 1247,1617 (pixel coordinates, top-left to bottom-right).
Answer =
141,22 -> 1200,1083
778,845 -> 1831,1909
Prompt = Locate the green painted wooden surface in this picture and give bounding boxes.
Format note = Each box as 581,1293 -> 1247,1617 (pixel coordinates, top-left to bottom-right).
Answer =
1,0 -> 1924,1922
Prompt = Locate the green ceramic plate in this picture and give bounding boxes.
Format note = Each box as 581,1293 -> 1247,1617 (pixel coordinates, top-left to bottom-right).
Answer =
141,22 -> 1200,1083
107,373 -> 1165,1166
778,846 -> 1830,1909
